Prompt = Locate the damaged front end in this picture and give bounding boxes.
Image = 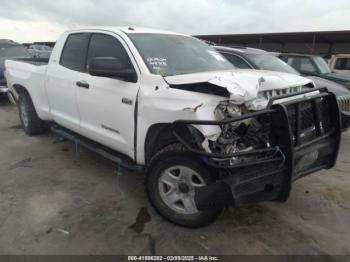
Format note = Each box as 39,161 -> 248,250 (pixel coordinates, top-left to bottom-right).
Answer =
172,88 -> 341,210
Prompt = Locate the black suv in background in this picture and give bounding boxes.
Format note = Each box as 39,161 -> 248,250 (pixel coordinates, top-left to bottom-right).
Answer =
279,53 -> 350,88
215,46 -> 350,129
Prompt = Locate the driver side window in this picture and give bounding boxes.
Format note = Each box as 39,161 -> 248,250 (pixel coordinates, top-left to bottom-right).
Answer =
87,34 -> 134,72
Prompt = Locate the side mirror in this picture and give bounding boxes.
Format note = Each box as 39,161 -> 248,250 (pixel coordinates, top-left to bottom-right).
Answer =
88,57 -> 137,83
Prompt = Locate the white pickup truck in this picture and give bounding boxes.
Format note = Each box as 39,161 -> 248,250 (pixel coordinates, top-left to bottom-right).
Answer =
5,27 -> 342,227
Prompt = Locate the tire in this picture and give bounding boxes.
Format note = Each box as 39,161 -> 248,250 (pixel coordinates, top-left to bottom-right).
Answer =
18,92 -> 48,135
146,143 -> 222,227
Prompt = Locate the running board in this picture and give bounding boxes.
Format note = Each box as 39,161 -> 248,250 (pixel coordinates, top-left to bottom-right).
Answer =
51,125 -> 143,172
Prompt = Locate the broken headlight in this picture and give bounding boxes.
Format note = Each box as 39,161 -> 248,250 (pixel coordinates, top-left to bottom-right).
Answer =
208,101 -> 271,157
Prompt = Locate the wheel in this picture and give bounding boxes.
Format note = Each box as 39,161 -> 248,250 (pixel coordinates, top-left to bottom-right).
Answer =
18,92 -> 48,135
146,144 -> 222,227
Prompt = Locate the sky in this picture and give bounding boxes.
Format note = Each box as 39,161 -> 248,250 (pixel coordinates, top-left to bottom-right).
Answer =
0,0 -> 350,43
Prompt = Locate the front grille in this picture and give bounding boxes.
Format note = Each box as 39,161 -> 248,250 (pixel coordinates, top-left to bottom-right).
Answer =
300,102 -> 315,130
262,86 -> 303,100
337,95 -> 350,112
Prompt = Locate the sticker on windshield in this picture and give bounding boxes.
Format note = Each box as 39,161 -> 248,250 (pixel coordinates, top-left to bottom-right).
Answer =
208,51 -> 226,61
146,58 -> 168,75
147,58 -> 167,68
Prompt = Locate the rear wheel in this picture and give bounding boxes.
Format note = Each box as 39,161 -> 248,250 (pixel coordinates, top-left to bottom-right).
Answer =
18,92 -> 48,135
146,144 -> 222,227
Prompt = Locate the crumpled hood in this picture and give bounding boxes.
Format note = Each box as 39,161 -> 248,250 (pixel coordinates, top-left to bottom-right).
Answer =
164,69 -> 313,104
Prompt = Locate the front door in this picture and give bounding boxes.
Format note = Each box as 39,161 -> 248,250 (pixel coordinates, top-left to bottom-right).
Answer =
77,33 -> 140,159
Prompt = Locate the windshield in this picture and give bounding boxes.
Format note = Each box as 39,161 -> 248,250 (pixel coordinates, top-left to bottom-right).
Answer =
314,56 -> 331,74
247,54 -> 299,75
128,34 -> 233,76
0,46 -> 31,64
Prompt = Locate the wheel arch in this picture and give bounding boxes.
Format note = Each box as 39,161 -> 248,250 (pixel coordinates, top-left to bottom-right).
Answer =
143,123 -> 218,175
12,84 -> 30,100
144,123 -> 179,164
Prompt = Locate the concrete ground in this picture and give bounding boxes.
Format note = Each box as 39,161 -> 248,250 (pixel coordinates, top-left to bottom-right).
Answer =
1,98 -> 350,255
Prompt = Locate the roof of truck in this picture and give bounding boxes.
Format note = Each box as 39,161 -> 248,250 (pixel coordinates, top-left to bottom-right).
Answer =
66,27 -> 187,36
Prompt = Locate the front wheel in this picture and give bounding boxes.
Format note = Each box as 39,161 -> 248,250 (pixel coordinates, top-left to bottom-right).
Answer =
146,144 -> 222,227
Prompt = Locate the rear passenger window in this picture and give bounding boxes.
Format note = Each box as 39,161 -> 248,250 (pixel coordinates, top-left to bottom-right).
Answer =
60,33 -> 90,72
87,34 -> 134,70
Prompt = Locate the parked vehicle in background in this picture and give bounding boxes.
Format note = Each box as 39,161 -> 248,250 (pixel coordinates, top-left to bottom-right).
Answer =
278,53 -> 350,88
329,54 -> 350,75
0,39 -> 31,97
215,46 -> 350,129
27,45 -> 52,59
4,27 -> 343,227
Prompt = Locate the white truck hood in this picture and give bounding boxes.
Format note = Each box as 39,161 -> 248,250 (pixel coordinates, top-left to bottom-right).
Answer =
164,69 -> 313,105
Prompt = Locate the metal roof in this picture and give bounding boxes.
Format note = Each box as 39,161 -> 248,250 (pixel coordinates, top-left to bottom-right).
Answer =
195,30 -> 350,44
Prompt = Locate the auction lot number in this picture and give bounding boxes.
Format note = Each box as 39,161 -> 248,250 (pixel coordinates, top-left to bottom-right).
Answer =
128,256 -> 220,261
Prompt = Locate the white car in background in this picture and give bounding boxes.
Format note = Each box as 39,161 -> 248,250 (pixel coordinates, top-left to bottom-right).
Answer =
27,44 -> 52,59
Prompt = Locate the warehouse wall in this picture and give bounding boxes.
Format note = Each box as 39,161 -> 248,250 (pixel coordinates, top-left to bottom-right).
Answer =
215,42 -> 350,58
199,33 -> 350,58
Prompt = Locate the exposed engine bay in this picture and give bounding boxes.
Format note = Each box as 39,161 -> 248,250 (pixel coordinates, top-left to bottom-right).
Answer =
197,83 -> 316,163
202,101 -> 272,164
166,70 -> 322,168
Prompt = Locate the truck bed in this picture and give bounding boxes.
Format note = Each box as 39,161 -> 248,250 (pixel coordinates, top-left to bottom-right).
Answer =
12,57 -> 49,66
5,58 -> 49,109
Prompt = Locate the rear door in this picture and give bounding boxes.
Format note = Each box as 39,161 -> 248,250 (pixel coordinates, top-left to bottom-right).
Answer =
77,33 -> 140,159
46,33 -> 90,133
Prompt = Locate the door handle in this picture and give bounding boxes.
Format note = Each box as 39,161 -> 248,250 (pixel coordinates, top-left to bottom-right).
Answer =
76,81 -> 90,89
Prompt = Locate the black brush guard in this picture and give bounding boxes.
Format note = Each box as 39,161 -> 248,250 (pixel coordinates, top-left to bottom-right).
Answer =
172,88 -> 341,209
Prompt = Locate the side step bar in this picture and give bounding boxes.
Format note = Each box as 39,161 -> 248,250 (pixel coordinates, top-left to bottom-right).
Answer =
51,125 -> 143,172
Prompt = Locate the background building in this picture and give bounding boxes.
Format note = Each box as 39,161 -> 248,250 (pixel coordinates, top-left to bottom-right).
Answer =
22,41 -> 56,48
195,30 -> 350,58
